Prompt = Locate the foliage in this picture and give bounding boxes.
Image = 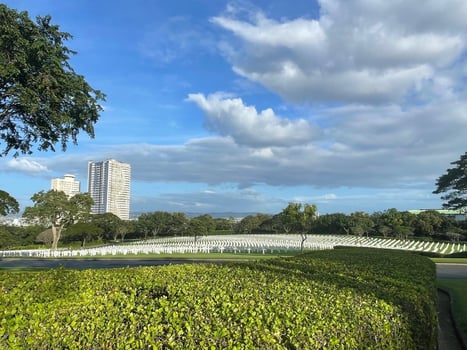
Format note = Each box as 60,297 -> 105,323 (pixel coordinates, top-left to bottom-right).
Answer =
0,224 -> 42,249
137,211 -> 172,239
0,248 -> 436,349
434,151 -> 467,211
0,190 -> 19,216
187,215 -> 215,242
279,203 -> 318,251
0,4 -> 105,157
22,190 -> 93,249
36,228 -> 53,246
63,222 -> 102,247
90,212 -> 121,241
234,213 -> 271,234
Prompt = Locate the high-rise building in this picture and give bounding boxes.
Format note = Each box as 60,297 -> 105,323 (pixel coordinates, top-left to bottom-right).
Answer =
51,174 -> 80,198
87,159 -> 131,220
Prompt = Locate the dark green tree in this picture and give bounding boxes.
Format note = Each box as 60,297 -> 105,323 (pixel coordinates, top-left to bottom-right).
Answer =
137,211 -> 172,239
0,4 -> 105,157
348,211 -> 374,238
234,214 -> 270,234
0,190 -> 19,216
90,212 -> 121,241
167,212 -> 188,236
187,217 -> 209,242
23,190 -> 93,249
63,222 -> 102,247
433,151 -> 467,212
279,203 -> 318,252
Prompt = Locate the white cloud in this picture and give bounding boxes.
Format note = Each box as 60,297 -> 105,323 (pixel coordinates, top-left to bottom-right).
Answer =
212,0 -> 467,104
6,159 -> 49,174
186,93 -> 318,147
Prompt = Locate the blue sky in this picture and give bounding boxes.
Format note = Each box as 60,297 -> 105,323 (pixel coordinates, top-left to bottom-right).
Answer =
1,0 -> 467,215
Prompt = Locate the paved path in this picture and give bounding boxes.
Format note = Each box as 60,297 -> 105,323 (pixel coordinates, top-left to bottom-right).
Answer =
0,258 -> 196,269
436,263 -> 467,350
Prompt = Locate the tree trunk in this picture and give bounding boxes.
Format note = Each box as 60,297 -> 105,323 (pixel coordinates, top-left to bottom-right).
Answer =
51,224 -> 63,250
300,233 -> 307,253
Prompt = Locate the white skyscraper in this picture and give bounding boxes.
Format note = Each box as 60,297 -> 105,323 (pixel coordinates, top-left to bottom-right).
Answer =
87,159 -> 131,220
51,174 -> 80,198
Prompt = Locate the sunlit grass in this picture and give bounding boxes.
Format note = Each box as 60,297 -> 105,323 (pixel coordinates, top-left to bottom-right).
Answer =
437,279 -> 467,341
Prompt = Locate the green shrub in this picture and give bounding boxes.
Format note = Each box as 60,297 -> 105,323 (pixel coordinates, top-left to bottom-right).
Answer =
0,248 -> 437,349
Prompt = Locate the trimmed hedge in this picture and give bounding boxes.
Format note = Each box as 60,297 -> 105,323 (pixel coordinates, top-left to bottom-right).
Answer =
0,248 -> 437,349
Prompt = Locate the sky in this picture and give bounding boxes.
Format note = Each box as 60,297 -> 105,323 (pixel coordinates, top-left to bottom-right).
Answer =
1,0 -> 467,216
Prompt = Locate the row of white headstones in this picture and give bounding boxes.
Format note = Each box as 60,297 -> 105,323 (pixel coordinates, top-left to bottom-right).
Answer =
1,234 -> 465,258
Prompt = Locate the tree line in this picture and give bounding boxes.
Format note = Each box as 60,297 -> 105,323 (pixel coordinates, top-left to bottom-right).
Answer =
1,199 -> 466,250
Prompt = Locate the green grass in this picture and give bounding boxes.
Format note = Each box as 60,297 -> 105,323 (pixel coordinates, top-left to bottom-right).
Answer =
432,258 -> 467,264
437,279 -> 467,340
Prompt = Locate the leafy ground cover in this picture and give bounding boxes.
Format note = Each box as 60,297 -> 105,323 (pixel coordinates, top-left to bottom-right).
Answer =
0,248 -> 437,349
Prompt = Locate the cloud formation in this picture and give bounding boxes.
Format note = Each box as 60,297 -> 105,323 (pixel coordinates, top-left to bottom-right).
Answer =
186,93 -> 318,147
6,159 -> 49,174
212,0 -> 467,104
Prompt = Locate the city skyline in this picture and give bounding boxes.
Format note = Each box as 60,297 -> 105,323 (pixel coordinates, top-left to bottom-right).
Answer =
1,0 -> 466,215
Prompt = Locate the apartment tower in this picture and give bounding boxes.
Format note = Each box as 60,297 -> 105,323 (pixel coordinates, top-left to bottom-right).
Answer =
87,159 -> 131,220
51,174 -> 80,198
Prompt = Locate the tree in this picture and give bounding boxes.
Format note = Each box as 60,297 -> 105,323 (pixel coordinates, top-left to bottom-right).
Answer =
348,212 -> 374,239
434,151 -> 467,212
187,217 -> 209,242
0,190 -> 19,216
167,212 -> 188,236
91,212 -> 121,241
64,222 -> 102,247
234,214 -> 270,234
0,4 -> 105,157
313,213 -> 349,235
35,228 -> 53,246
116,220 -> 134,242
279,203 -> 318,252
137,211 -> 172,239
22,190 -> 93,249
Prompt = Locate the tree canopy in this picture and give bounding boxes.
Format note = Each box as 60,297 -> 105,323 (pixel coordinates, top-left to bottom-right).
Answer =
23,190 -> 93,249
0,189 -> 19,216
433,151 -> 467,212
0,4 -> 105,157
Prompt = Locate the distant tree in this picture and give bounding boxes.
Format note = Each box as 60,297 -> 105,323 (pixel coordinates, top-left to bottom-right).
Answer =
348,211 -> 374,239
0,4 -> 105,157
372,208 -> 415,239
195,214 -> 216,233
36,228 -> 53,246
0,226 -> 17,248
187,217 -> 209,242
116,220 -> 134,242
313,213 -> 349,235
23,190 -> 93,249
279,203 -> 318,252
64,222 -> 102,247
234,214 -> 270,234
433,151 -> 467,212
137,211 -> 175,239
414,210 -> 449,237
167,212 -> 188,236
214,217 -> 236,232
91,212 -> 121,241
0,190 -> 19,216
